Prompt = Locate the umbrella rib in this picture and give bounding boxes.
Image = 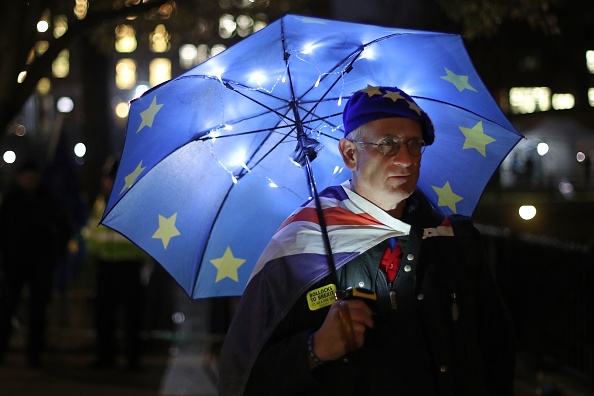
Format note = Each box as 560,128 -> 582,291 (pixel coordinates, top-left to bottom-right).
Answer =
295,32 -> 442,126
239,126 -> 297,177
222,81 -> 297,125
294,105 -> 343,138
193,128 -> 299,290
199,123 -> 297,140
412,95 -> 517,129
290,32 -> 411,115
292,51 -> 362,128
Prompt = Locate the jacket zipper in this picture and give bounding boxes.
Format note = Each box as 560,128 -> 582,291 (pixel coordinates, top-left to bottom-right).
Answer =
388,280 -> 398,310
450,292 -> 459,322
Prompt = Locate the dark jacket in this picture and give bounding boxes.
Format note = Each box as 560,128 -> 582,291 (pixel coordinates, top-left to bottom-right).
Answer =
245,192 -> 515,395
0,180 -> 71,265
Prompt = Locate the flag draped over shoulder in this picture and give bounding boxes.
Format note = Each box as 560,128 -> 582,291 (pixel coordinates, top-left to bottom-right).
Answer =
219,181 -> 410,396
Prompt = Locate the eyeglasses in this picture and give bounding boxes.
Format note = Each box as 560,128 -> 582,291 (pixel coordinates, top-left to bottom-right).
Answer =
350,137 -> 426,157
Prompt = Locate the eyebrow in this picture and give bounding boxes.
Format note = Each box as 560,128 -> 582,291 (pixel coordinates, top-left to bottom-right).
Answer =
371,134 -> 423,141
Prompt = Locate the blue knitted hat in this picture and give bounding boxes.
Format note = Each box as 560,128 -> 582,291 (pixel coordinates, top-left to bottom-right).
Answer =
342,85 -> 435,145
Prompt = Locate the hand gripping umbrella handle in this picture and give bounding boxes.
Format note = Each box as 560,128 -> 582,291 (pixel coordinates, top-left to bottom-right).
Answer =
337,300 -> 357,352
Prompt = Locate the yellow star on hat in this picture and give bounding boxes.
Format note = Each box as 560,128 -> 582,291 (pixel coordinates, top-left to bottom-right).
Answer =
359,84 -> 383,97
383,90 -> 405,102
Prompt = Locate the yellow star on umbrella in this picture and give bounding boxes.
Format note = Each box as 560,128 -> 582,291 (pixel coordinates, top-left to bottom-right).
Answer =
137,96 -> 163,133
440,68 -> 477,93
360,84 -> 382,97
210,247 -> 246,282
120,161 -> 146,194
459,121 -> 496,157
152,213 -> 180,249
432,181 -> 463,213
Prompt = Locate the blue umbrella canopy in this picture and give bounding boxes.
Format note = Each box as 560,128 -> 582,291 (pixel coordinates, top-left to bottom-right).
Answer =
101,14 -> 522,299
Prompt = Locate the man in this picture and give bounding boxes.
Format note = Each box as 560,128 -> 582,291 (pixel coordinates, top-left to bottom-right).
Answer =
0,161 -> 71,367
219,86 -> 515,395
83,158 -> 149,371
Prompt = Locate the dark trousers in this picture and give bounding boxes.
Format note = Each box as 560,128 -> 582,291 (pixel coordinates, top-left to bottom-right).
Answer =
0,259 -> 55,365
94,260 -> 145,367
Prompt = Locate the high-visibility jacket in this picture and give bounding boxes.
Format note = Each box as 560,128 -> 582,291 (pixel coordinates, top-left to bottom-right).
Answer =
82,196 -> 147,262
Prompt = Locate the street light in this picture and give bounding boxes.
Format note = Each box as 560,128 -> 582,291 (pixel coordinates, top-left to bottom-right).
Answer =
2,151 -> 16,164
537,142 -> 549,156
56,96 -> 74,113
518,205 -> 537,220
74,143 -> 86,165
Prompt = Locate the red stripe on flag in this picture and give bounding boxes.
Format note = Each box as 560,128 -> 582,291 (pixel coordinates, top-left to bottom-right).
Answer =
279,206 -> 382,230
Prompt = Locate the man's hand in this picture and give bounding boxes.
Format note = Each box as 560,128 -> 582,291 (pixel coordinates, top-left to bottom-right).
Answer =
310,299 -> 374,363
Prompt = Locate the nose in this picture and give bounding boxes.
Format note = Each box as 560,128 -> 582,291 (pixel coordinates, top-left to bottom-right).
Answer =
391,145 -> 415,166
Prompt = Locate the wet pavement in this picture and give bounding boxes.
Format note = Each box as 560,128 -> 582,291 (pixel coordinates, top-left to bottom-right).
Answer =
0,286 -> 592,396
0,293 -> 220,396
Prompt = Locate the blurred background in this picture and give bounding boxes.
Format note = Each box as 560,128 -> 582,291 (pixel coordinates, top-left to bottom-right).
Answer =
0,0 -> 592,395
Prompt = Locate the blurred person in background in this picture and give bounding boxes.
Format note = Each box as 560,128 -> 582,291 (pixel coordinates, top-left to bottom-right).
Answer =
0,160 -> 71,367
83,156 -> 150,371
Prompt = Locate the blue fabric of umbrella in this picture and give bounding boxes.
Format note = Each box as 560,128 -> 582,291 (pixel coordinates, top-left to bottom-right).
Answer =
101,14 -> 522,299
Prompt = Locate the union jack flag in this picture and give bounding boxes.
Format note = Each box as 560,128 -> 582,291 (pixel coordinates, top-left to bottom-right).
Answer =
220,181 -> 410,396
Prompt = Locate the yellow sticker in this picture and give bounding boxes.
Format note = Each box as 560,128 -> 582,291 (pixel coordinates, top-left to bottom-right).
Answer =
307,284 -> 337,311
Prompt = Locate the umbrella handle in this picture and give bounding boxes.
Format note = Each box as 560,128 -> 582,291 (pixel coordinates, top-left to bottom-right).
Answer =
337,300 -> 357,352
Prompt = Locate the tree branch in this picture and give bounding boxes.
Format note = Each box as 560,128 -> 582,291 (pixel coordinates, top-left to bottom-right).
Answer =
6,0 -> 169,131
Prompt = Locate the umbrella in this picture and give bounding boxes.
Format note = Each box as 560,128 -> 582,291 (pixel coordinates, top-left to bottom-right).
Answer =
101,14 -> 522,299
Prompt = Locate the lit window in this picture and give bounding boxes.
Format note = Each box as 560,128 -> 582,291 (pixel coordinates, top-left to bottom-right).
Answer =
74,0 -> 88,20
219,14 -> 236,39
551,93 -> 575,110
235,0 -> 255,8
509,87 -> 551,114
150,24 -> 170,53
115,25 -> 137,53
179,44 -> 197,69
211,44 -> 226,57
236,14 -> 253,37
115,102 -> 129,118
197,44 -> 210,64
53,15 -> 68,38
253,20 -> 267,32
115,59 -> 137,90
588,88 -> 594,106
35,41 -> 49,57
587,50 -> 594,74
150,58 -> 171,87
52,49 -> 70,78
37,78 -> 51,95
158,2 -> 174,18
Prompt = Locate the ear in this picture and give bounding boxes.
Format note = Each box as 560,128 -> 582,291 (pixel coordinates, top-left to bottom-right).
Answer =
339,138 -> 358,171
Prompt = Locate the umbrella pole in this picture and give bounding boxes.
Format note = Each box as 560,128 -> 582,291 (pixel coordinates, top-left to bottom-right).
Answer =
303,155 -> 338,286
283,42 -> 338,285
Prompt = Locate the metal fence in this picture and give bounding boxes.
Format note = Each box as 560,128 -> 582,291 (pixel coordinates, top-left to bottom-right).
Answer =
478,224 -> 594,386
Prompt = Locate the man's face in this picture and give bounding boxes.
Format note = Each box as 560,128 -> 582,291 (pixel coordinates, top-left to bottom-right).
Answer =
340,117 -> 423,213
